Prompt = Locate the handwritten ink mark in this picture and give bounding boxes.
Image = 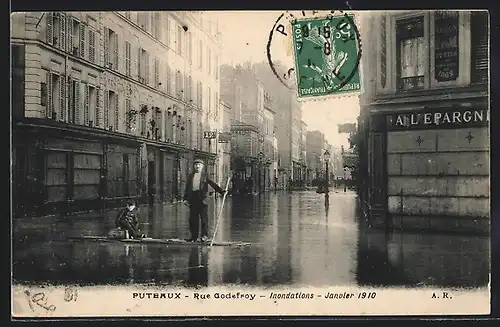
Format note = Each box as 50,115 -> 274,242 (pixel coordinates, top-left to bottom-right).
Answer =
64,287 -> 78,302
25,290 -> 57,313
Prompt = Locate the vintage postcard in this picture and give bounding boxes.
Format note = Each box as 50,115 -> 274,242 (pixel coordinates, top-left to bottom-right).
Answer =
11,9 -> 490,318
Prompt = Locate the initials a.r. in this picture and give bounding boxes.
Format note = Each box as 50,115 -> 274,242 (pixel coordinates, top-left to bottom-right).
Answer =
432,292 -> 452,299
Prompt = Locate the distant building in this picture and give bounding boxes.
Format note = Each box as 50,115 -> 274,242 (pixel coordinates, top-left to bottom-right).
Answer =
358,11 -> 489,233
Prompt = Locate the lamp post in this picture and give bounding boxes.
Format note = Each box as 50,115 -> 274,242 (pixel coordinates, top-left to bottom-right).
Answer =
324,150 -> 330,194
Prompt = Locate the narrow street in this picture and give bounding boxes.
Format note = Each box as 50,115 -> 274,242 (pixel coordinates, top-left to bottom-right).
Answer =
12,190 -> 489,289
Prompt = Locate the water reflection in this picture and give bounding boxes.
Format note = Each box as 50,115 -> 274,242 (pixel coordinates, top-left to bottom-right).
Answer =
186,247 -> 208,288
13,191 -> 489,289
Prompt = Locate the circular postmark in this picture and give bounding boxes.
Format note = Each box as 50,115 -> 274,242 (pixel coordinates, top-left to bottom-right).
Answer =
267,10 -> 362,99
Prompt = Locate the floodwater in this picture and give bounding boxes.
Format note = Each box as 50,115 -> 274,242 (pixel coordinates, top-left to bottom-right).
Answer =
12,190 -> 490,289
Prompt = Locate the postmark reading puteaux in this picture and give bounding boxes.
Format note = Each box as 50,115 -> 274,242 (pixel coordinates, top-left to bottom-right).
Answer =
291,13 -> 362,99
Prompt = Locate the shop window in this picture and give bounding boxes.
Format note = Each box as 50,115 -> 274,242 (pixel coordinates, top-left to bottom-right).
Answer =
396,16 -> 425,90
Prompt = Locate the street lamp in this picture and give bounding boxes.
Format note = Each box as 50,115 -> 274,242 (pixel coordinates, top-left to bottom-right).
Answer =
324,150 -> 330,194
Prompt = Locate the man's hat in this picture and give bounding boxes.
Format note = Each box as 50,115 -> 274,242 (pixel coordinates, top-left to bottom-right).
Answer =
193,159 -> 204,165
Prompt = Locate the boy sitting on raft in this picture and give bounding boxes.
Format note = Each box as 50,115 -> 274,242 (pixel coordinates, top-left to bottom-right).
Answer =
115,200 -> 146,239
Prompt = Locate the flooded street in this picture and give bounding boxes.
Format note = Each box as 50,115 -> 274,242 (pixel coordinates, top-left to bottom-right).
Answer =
13,191 -> 489,289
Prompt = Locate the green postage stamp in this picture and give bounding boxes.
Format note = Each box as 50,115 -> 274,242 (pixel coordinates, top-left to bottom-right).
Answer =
291,13 -> 362,99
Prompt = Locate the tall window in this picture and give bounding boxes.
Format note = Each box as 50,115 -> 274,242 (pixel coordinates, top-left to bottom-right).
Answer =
396,16 -> 425,90
125,98 -> 132,133
175,71 -> 182,99
198,40 -> 203,68
68,18 -> 85,58
166,65 -> 172,95
215,92 -> 219,118
104,28 -> 119,70
215,55 -> 219,80
177,25 -> 183,55
138,48 -> 149,84
125,41 -> 131,76
85,85 -> 96,127
68,78 -> 81,124
208,48 -> 212,75
208,86 -> 212,114
139,108 -> 147,136
138,12 -> 149,32
154,57 -> 160,86
88,29 -> 96,63
165,16 -> 170,46
104,90 -> 118,131
188,32 -> 193,62
152,12 -> 160,39
470,11 -> 488,84
44,72 -> 62,120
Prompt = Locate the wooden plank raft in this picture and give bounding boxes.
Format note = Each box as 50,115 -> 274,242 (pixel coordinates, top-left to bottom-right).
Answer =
67,236 -> 251,246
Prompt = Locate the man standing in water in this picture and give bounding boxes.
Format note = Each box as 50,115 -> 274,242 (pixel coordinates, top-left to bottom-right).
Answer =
183,159 -> 227,242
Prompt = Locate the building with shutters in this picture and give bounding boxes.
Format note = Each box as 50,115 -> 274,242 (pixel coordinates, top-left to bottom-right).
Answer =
11,11 -> 222,217
357,10 -> 489,233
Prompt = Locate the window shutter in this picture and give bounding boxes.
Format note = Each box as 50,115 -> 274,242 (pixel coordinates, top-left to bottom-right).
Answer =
165,16 -> 170,46
166,65 -> 171,95
95,86 -> 101,127
125,41 -> 131,76
137,47 -> 142,80
46,13 -> 53,45
59,75 -> 66,121
60,13 -> 66,51
80,23 -> 86,58
46,72 -> 53,119
104,90 -> 109,128
114,94 -> 119,131
154,57 -> 159,86
471,11 -> 488,84
114,33 -> 119,69
156,13 -> 161,40
75,81 -> 81,124
88,29 -> 96,63
125,98 -> 131,132
68,78 -> 73,122
103,28 -> 109,65
145,51 -> 150,84
84,84 -> 90,125
67,17 -> 73,53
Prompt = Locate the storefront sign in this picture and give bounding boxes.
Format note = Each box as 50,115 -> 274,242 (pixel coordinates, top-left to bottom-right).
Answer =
387,108 -> 490,130
203,131 -> 217,139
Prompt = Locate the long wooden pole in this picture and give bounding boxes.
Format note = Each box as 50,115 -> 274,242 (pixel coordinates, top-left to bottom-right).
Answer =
210,174 -> 232,247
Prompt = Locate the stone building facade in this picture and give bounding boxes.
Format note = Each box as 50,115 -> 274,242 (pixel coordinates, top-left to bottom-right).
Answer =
11,11 -> 222,217
358,10 -> 489,233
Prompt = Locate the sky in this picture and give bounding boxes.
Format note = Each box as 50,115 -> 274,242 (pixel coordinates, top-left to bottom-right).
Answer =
212,11 -> 361,148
